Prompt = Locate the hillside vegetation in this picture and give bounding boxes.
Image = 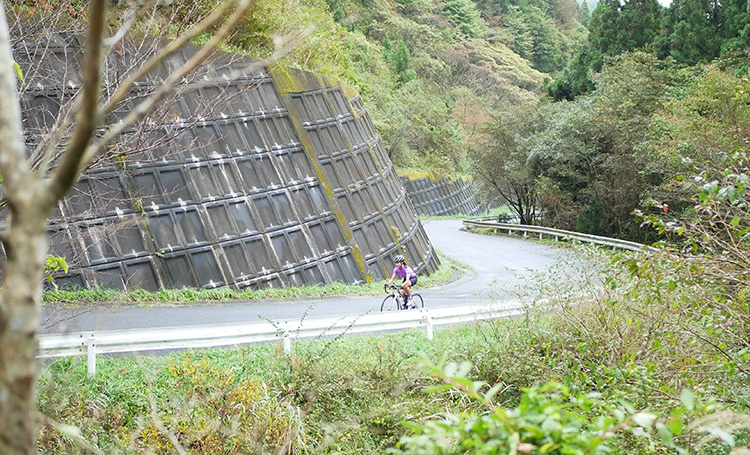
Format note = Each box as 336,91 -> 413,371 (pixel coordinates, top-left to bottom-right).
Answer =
158,0 -> 588,174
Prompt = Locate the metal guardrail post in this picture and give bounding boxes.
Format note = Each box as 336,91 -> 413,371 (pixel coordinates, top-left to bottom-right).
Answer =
86,335 -> 96,377
423,310 -> 434,340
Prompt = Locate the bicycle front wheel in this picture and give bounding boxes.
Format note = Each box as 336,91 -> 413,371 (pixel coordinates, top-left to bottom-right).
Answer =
410,294 -> 424,309
381,295 -> 400,311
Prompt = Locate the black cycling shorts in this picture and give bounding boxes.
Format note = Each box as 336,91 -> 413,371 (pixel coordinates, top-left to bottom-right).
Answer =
405,276 -> 417,286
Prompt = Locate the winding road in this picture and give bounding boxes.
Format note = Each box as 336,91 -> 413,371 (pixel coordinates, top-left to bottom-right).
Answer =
41,220 -> 567,334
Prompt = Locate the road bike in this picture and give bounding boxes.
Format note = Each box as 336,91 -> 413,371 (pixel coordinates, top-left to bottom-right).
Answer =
381,284 -> 424,311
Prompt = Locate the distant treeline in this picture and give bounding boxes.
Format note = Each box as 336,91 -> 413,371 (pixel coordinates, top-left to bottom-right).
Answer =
549,0 -> 750,100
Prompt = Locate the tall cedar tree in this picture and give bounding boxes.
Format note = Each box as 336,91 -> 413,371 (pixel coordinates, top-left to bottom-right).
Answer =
550,0 -> 662,100
718,0 -> 750,53
589,0 -> 662,55
657,0 -> 722,64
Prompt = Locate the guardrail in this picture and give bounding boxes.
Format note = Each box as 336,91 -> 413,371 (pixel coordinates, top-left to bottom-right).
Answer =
39,303 -> 525,376
463,218 -> 651,252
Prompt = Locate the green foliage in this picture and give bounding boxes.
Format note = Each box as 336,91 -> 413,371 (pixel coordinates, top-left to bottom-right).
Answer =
36,251 -> 750,454
638,68 -> 750,245
471,104 -> 541,224
479,0 -> 584,75
44,255 -> 69,287
397,362 -> 721,455
503,5 -> 575,73
546,44 -> 601,101
554,0 -> 663,100
637,145 -> 750,294
441,0 -> 486,38
171,0 -> 564,175
137,354 -> 301,454
655,0 -> 723,65
383,37 -> 417,85
12,60 -> 23,82
498,52 -> 680,239
719,0 -> 750,55
397,358 -> 749,455
562,0 -> 749,99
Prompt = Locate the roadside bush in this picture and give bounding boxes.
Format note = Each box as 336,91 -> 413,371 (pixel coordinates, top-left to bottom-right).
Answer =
398,361 -> 749,454
137,353 -> 302,455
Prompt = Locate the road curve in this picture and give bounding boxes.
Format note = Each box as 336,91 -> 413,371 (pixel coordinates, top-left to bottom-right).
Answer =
41,220 -> 567,334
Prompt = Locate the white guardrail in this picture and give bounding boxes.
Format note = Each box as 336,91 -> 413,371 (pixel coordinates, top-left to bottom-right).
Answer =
463,218 -> 652,252
39,303 -> 525,376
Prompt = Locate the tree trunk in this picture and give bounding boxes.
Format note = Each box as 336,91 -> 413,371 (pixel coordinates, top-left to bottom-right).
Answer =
0,198 -> 51,455
0,2 -> 253,453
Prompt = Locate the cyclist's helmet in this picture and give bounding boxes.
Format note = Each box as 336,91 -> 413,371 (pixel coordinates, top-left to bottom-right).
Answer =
394,255 -> 405,263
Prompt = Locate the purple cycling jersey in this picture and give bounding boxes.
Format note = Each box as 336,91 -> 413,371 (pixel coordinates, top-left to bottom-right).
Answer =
393,265 -> 416,280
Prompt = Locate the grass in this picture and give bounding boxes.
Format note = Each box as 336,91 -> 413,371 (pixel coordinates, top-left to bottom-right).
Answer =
43,248 -> 467,307
36,295 -> 750,454
35,318 -> 544,454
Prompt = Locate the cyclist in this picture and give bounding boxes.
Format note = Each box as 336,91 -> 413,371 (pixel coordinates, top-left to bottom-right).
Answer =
384,255 -> 417,308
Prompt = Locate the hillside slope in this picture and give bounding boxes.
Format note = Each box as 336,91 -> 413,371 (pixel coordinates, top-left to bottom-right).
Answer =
213,0 -> 587,173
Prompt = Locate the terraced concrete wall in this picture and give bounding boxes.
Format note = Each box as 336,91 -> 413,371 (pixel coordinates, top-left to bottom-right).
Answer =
402,177 -> 482,217
11,36 -> 439,291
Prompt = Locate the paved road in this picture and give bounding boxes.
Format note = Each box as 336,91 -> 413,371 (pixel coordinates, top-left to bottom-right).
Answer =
41,220 -> 567,334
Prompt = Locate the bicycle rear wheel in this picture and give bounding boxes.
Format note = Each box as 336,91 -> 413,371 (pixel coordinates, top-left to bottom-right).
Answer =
409,294 -> 424,309
381,295 -> 399,311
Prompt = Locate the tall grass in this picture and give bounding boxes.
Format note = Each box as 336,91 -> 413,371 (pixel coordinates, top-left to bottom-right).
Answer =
37,293 -> 750,454
37,322 -> 503,454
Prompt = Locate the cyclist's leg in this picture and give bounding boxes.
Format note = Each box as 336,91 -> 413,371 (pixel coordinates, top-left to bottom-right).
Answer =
404,276 -> 417,297
402,278 -> 412,298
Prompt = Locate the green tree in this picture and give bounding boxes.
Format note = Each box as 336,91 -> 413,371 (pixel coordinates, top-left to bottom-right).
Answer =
383,37 -> 416,85
718,0 -> 750,53
537,53 -> 676,238
550,0 -> 662,100
657,0 -> 722,64
472,105 -> 541,225
619,0 -> 664,51
525,6 -> 571,73
579,0 -> 591,26
442,0 -> 486,38
588,0 -> 622,55
491,3 -> 577,73
589,0 -> 663,55
546,44 -> 602,100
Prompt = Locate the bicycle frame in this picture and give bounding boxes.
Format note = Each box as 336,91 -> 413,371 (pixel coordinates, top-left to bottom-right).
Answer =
387,284 -> 405,301
382,284 -> 423,311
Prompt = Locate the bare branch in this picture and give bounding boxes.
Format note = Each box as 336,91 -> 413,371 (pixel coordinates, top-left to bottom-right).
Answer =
76,0 -> 253,184
47,0 -> 108,204
100,0 -> 249,118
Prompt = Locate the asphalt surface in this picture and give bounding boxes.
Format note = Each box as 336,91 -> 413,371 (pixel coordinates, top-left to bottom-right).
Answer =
40,220 -> 567,334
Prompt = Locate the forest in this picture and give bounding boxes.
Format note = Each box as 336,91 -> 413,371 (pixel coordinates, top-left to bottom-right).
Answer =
1,0 -> 749,454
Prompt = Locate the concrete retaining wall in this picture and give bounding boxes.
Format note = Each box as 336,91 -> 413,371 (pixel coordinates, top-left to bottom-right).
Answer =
401,176 -> 482,217
11,33 -> 439,291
